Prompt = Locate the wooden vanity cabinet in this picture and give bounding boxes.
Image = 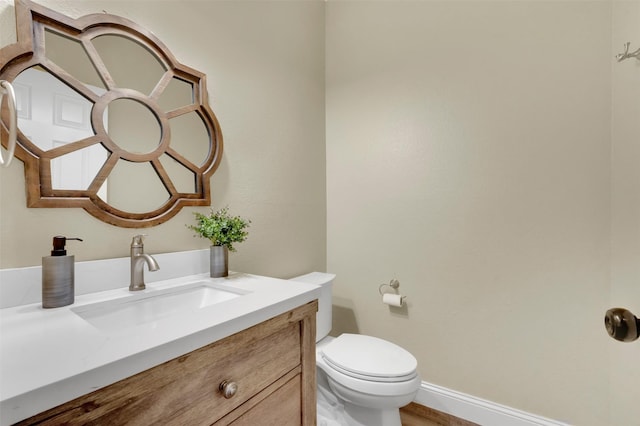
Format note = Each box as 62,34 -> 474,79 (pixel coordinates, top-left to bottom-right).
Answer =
17,301 -> 318,426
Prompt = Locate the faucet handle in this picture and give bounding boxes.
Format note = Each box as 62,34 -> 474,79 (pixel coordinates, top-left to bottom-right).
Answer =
131,234 -> 147,247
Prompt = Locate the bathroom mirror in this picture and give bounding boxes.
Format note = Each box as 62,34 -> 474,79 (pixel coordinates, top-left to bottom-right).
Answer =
0,0 -> 222,227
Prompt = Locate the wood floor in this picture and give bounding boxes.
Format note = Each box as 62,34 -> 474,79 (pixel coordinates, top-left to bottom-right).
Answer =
399,403 -> 479,426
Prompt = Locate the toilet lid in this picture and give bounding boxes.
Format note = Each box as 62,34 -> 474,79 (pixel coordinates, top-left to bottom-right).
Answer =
320,334 -> 417,381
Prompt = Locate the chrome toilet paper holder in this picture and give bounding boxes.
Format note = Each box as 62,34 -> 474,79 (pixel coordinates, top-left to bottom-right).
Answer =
379,279 -> 407,307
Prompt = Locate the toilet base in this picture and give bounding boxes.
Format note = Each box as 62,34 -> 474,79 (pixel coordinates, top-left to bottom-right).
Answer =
342,401 -> 401,426
316,386 -> 403,426
317,366 -> 417,426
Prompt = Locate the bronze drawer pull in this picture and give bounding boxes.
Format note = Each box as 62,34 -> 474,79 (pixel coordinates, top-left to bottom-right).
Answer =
219,380 -> 238,398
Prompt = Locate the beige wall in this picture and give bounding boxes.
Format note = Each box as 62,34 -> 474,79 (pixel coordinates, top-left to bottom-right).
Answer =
2,0 -> 638,424
326,2 -> 612,425
610,1 -> 640,425
0,0 -> 327,278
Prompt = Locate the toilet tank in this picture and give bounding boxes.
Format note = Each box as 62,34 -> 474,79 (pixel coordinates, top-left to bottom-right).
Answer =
289,272 -> 335,342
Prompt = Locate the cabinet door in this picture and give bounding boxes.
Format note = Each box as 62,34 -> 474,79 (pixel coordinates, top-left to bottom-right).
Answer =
229,375 -> 302,426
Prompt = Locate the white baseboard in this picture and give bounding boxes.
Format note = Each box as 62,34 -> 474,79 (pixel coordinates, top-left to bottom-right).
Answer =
414,381 -> 571,426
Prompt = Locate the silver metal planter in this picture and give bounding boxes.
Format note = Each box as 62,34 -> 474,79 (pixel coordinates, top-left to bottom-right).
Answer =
210,245 -> 229,278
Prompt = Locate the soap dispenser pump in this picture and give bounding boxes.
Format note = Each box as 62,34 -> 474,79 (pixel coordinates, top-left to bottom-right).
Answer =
42,236 -> 83,308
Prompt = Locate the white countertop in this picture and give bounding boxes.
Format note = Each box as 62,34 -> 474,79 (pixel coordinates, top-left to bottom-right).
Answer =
0,271 -> 321,425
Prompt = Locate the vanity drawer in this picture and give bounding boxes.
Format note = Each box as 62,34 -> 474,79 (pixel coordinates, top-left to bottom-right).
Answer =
174,322 -> 302,424
17,301 -> 317,426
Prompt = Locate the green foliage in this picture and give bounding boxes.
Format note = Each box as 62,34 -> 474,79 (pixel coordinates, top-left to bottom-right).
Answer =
188,207 -> 250,252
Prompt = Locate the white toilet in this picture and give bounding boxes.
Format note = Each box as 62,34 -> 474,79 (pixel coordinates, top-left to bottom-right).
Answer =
290,272 -> 421,426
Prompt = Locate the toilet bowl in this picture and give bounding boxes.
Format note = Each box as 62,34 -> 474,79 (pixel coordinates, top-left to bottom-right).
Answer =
290,272 -> 421,426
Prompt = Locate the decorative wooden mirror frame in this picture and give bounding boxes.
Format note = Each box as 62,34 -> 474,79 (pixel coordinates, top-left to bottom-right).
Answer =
0,0 -> 222,227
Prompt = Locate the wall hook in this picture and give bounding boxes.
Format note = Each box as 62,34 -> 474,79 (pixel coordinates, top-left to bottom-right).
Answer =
615,42 -> 640,62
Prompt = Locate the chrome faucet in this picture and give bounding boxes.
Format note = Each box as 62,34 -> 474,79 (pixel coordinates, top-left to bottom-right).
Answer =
129,235 -> 159,291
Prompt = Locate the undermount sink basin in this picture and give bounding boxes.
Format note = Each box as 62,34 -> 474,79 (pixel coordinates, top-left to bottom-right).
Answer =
71,281 -> 248,331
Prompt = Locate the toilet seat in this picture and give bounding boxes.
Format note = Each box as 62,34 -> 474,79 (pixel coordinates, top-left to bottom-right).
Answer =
322,357 -> 418,383
320,334 -> 418,383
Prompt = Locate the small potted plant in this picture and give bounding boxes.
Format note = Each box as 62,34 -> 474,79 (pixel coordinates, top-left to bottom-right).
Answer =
188,207 -> 251,277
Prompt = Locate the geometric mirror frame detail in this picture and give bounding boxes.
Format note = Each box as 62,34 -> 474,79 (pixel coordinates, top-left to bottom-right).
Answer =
0,0 -> 222,227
